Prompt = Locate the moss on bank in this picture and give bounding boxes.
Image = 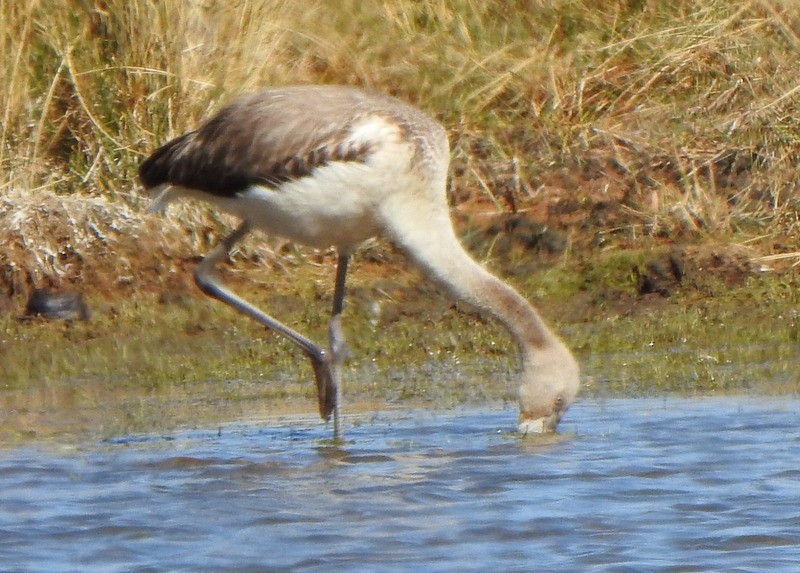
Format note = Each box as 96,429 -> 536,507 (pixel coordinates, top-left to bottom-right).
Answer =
2,254 -> 798,444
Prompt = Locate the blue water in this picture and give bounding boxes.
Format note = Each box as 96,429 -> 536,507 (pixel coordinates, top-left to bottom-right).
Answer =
1,398 -> 799,572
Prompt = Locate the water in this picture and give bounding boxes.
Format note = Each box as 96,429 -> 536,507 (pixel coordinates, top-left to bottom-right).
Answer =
1,398 -> 799,572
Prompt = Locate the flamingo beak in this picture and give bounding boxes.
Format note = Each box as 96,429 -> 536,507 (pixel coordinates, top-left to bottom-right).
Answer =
517,411 -> 561,435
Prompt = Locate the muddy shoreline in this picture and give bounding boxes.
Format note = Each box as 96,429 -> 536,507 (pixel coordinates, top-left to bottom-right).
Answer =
2,200 -> 799,445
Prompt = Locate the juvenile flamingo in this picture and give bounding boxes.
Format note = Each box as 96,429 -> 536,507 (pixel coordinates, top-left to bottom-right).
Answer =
139,85 -> 580,436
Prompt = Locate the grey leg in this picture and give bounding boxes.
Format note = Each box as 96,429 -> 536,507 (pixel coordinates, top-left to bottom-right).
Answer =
194,222 -> 337,422
329,254 -> 350,438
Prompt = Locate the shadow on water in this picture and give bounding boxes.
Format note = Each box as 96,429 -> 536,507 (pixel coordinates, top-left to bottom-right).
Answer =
1,398 -> 800,572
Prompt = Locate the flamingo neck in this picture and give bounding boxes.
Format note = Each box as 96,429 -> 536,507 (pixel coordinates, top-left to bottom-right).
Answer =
461,260 -> 555,354
414,233 -> 557,357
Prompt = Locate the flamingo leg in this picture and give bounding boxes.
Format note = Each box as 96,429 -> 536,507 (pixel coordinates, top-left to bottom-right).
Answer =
328,254 -> 350,439
193,221 -> 338,425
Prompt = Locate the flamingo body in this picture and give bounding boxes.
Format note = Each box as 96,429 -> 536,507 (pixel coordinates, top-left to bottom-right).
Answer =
139,85 -> 579,435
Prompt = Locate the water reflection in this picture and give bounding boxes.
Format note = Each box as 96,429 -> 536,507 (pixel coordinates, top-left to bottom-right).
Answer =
1,398 -> 799,571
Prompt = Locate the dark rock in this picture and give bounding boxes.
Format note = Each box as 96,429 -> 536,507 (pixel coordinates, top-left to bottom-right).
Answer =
23,289 -> 90,321
635,255 -> 683,297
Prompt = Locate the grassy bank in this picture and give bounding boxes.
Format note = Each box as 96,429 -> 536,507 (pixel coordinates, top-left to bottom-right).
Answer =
1,1 -> 800,441
2,255 -> 799,443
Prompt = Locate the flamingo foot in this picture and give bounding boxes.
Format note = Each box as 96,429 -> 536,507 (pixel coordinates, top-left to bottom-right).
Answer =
310,351 -> 337,422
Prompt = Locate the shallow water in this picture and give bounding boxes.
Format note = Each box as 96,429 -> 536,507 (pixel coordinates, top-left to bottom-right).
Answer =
2,398 -> 799,572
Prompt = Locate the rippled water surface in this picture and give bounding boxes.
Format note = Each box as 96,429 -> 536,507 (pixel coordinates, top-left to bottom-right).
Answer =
2,398 -> 800,572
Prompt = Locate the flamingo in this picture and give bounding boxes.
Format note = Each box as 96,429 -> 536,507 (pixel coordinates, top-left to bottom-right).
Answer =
139,85 -> 580,437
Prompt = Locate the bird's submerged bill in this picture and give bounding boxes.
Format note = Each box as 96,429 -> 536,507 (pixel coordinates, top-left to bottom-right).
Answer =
517,412 -> 561,435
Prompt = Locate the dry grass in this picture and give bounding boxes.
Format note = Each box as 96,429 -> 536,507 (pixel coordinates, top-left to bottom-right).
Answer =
0,187 -> 188,294
0,186 -> 295,296
1,0 -> 800,287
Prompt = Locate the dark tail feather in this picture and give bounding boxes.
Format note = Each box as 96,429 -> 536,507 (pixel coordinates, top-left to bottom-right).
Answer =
138,132 -> 195,190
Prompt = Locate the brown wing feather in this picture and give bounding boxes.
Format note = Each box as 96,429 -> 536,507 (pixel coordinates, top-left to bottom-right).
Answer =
138,86 -> 408,196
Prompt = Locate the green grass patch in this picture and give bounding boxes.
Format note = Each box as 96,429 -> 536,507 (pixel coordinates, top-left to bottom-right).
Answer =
2,264 -> 799,443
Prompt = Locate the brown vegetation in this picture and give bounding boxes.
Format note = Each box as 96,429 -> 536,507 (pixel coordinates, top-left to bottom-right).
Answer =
1,1 -> 799,314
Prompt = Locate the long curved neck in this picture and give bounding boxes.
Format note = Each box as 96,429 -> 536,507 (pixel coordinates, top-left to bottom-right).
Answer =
435,244 -> 555,352
397,221 -> 556,355
382,194 -> 580,427
379,193 -> 559,361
